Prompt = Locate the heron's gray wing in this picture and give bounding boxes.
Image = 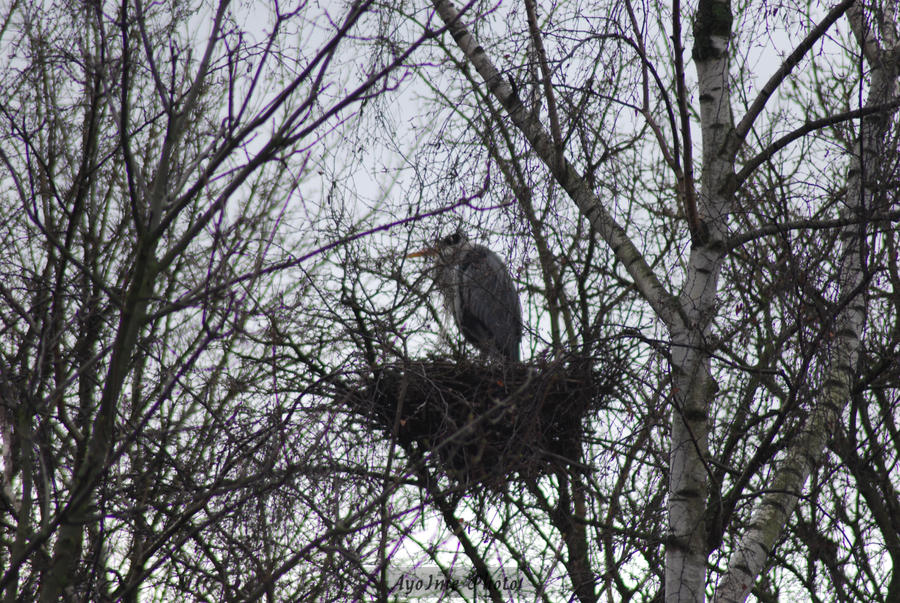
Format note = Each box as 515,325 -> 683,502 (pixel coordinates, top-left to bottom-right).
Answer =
456,245 -> 522,360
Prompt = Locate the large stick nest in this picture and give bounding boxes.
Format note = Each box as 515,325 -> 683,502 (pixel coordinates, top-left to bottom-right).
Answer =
344,354 -> 617,491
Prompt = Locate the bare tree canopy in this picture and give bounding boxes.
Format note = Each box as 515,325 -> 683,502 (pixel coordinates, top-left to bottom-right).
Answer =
1,0 -> 899,601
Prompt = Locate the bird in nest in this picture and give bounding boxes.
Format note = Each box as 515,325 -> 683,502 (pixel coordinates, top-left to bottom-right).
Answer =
408,231 -> 522,362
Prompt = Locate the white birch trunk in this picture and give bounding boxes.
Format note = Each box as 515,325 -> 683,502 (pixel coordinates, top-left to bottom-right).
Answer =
666,0 -> 735,600
430,1 -> 734,601
713,7 -> 899,601
426,3 -> 897,603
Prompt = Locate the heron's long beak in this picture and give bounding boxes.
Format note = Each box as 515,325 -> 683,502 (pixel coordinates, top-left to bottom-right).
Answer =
406,247 -> 438,258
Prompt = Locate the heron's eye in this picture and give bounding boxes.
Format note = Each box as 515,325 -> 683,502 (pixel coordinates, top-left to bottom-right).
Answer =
442,233 -> 462,246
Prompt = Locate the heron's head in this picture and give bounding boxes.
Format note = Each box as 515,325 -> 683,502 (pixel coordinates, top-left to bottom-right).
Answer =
406,230 -> 470,259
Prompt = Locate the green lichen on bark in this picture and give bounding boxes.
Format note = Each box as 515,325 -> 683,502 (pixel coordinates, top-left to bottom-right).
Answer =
693,0 -> 732,61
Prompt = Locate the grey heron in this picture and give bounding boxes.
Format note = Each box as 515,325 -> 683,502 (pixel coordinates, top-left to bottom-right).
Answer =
408,232 -> 522,361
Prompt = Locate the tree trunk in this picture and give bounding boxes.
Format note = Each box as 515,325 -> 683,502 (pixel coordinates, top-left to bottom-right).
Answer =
713,5 -> 899,601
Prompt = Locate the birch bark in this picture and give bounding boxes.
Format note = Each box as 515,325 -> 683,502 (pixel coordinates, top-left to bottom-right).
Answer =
713,6 -> 899,601
427,1 -> 898,602
429,1 -> 732,600
666,0 -> 734,600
